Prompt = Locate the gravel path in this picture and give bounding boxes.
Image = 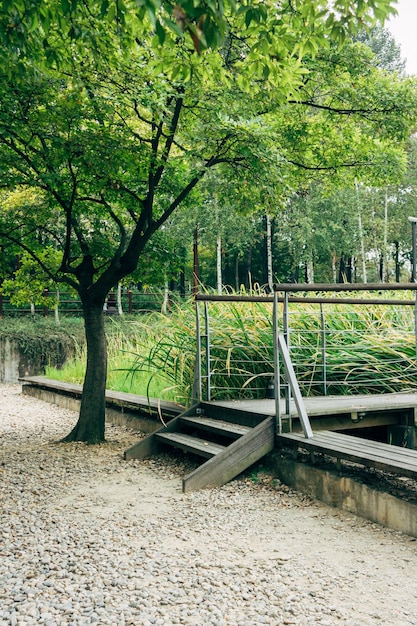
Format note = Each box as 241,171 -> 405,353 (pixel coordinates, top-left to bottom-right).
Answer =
1,383 -> 417,626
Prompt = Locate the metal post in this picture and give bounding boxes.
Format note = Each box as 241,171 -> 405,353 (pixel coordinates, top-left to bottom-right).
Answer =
194,301 -> 202,402
414,292 -> 417,362
193,225 -> 199,297
204,301 -> 211,401
278,334 -> 313,438
273,291 -> 281,433
320,303 -> 327,396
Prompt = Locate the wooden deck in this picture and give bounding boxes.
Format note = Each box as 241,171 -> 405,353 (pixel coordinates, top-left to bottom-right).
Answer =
275,430 -> 417,480
21,376 -> 417,484
213,392 -> 417,431
22,377 -> 417,430
213,393 -> 417,481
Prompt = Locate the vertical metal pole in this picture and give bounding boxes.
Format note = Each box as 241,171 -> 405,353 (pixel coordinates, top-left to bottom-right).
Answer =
273,291 -> 281,433
414,292 -> 417,362
283,292 -> 291,420
320,303 -> 327,396
195,301 -> 202,402
204,301 -> 211,401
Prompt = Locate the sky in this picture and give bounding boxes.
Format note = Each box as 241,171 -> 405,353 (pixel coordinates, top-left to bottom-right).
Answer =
387,0 -> 417,75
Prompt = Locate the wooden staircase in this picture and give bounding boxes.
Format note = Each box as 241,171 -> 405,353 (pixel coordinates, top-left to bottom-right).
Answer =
124,403 -> 275,492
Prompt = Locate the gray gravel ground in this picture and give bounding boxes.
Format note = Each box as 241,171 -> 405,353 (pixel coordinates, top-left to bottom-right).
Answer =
1,383 -> 417,626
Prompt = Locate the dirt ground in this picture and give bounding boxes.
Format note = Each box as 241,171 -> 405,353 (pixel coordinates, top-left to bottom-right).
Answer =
1,383 -> 417,625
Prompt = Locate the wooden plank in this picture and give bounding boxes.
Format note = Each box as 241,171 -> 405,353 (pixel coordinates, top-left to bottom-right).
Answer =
276,431 -> 417,479
306,436 -> 417,471
155,432 -> 225,458
22,376 -> 83,394
200,402 -> 267,428
214,392 -> 417,418
124,416 -> 183,460
315,431 -> 417,460
180,416 -> 251,437
183,416 -> 275,492
308,433 -> 417,468
21,376 -> 183,418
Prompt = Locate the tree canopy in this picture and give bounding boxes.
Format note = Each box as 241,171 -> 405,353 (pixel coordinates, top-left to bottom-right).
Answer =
1,0 -> 399,64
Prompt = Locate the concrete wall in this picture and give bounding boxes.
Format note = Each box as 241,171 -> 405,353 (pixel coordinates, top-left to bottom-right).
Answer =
0,338 -> 75,383
22,384 -> 161,434
0,337 -> 44,382
271,454 -> 417,538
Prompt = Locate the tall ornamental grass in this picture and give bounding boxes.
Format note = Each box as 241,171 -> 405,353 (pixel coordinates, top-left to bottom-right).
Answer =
288,303 -> 417,395
47,294 -> 417,402
126,296 -> 417,401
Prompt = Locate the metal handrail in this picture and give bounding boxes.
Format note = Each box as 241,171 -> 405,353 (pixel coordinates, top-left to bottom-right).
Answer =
196,283 -> 417,423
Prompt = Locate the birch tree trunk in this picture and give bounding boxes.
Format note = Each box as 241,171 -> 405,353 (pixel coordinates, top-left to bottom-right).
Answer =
355,180 -> 367,283
332,252 -> 338,283
383,188 -> 389,282
116,283 -> 123,316
54,288 -> 60,325
162,278 -> 169,315
216,235 -> 222,295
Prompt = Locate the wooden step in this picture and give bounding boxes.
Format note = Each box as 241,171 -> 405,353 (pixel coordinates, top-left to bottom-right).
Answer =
183,416 -> 275,492
124,406 -> 275,492
180,416 -> 251,438
155,432 -> 225,458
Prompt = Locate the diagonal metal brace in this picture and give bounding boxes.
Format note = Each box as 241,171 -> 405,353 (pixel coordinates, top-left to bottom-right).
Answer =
278,334 -> 314,439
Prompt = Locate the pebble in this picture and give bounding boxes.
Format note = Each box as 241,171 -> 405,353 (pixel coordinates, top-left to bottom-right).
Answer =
1,384 -> 417,625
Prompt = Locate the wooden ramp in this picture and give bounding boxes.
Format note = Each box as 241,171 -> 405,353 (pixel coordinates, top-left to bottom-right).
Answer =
124,403 -> 275,492
276,430 -> 417,480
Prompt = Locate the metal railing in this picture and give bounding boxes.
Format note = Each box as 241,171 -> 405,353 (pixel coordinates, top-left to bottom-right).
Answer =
194,283 -> 417,431
0,289 -> 166,317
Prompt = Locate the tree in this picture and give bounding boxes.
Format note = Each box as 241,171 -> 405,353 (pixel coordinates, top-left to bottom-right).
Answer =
0,0 -> 415,443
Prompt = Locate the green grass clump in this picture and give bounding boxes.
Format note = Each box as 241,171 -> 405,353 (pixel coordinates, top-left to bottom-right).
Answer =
46,317 -> 177,401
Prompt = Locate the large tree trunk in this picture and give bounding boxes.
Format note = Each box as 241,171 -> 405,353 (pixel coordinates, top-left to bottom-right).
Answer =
62,301 -> 107,443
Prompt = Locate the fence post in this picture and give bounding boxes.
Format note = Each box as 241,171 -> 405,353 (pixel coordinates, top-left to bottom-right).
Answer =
128,290 -> 133,314
273,291 -> 281,433
320,303 -> 327,396
43,289 -> 49,317
204,301 -> 211,402
192,300 -> 202,403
